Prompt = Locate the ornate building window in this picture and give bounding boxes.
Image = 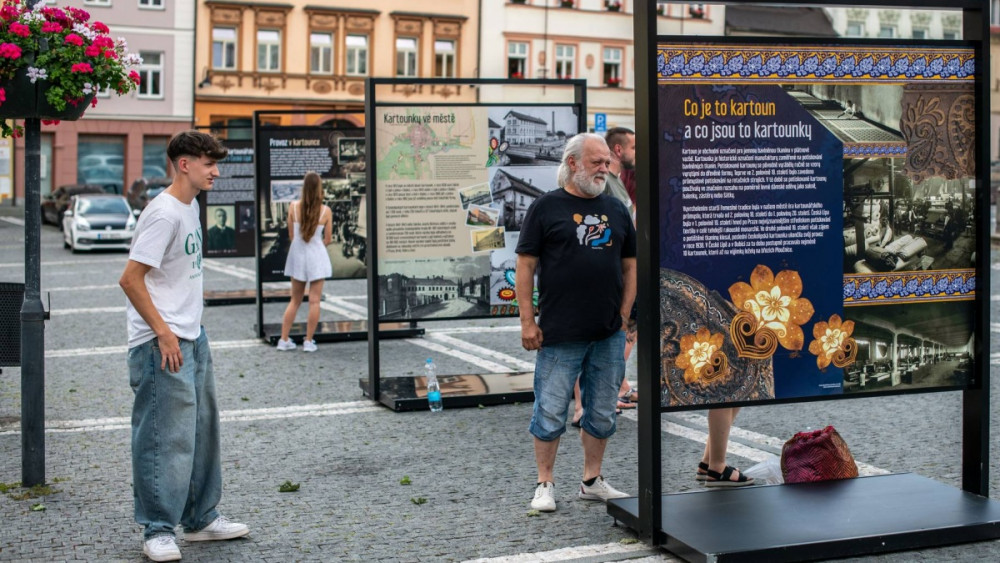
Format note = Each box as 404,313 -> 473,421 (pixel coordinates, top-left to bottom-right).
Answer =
257,29 -> 281,72
555,44 -> 575,79
346,34 -> 368,76
212,27 -> 237,70
311,33 -> 334,74
508,41 -> 528,78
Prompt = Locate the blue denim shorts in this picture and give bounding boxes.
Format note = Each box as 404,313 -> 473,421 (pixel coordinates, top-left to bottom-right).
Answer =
529,331 -> 626,441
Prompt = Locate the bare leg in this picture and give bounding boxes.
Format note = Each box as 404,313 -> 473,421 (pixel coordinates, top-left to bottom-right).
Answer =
280,279 -> 307,341
305,279 -> 325,341
534,437 -> 560,483
580,430 -> 609,482
706,407 -> 742,475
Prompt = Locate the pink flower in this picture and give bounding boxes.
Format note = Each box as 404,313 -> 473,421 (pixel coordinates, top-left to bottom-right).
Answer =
10,23 -> 31,38
129,70 -> 140,84
42,21 -> 63,33
0,87 -> 6,105
67,7 -> 89,22
64,33 -> 84,47
41,119 -> 61,125
71,62 -> 93,73
91,97 -> 98,108
93,36 -> 114,48
0,5 -> 19,22
104,49 -> 117,59
0,43 -> 22,59
92,21 -> 109,34
85,45 -> 101,57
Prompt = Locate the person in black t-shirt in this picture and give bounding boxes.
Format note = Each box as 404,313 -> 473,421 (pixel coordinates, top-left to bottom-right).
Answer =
516,133 -> 637,513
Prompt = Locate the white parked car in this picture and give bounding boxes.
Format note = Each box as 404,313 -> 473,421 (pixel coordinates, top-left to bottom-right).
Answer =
62,194 -> 137,252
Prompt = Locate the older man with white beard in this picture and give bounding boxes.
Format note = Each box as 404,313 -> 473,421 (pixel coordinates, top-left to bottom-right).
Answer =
515,133 -> 637,513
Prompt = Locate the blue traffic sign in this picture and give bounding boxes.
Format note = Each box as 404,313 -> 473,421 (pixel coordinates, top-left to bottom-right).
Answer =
594,113 -> 607,132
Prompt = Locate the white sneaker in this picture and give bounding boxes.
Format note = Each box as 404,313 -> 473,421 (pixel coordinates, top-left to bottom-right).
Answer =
531,481 -> 556,512
143,535 -> 181,562
184,515 -> 250,542
276,339 -> 296,351
579,475 -> 630,502
302,339 -> 318,353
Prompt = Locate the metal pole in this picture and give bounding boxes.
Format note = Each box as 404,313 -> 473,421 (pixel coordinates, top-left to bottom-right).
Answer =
21,116 -> 45,487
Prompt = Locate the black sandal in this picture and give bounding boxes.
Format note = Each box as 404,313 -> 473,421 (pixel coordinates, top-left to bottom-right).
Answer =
705,465 -> 754,487
695,461 -> 709,481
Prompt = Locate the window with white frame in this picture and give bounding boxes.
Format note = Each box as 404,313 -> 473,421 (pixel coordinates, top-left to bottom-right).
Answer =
846,21 -> 864,37
555,44 -> 575,79
603,47 -> 622,86
137,51 -> 163,98
396,37 -> 418,77
877,25 -> 896,38
435,40 -> 456,78
138,0 -> 163,8
84,0 -> 111,6
257,29 -> 281,72
912,28 -> 927,39
346,34 -> 368,76
508,41 -> 527,78
212,27 -> 237,70
310,32 -> 333,74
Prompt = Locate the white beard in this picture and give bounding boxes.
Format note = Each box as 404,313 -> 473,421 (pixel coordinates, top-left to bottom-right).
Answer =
573,168 -> 606,197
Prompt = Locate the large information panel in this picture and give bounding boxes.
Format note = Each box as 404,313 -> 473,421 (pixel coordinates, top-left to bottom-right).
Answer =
372,104 -> 582,321
199,138 -> 255,258
657,40 -> 977,407
255,117 -> 367,282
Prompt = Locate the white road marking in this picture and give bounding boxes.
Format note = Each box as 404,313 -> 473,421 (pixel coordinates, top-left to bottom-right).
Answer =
49,306 -> 126,316
320,299 -> 365,320
45,283 -> 120,292
324,295 -> 368,316
406,337 -> 515,373
0,400 -> 382,435
428,332 -> 535,371
0,216 -> 24,226
46,338 -> 262,358
463,541 -> 666,563
0,257 -> 125,268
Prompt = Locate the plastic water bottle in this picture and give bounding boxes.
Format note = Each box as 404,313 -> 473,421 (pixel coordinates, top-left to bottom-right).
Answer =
425,358 -> 443,412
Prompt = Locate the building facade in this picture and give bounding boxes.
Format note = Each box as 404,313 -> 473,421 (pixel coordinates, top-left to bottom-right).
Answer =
195,0 -> 480,136
477,2 -> 724,132
10,0 -> 195,203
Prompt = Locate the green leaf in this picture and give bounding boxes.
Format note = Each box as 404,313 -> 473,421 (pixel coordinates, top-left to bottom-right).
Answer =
399,476 -> 411,486
30,503 -> 45,512
410,497 -> 427,505
278,480 -> 300,493
526,509 -> 540,517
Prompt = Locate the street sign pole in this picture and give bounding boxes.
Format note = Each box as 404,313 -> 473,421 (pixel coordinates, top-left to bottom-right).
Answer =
21,115 -> 45,487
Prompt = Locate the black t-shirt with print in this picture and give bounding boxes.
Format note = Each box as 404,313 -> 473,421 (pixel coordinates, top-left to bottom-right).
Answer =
515,188 -> 636,345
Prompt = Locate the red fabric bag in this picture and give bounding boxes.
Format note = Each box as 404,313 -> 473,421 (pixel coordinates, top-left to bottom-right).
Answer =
780,426 -> 859,483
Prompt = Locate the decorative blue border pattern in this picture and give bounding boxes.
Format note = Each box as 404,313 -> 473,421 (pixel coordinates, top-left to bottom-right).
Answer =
843,270 -> 975,304
843,143 -> 907,158
657,45 -> 975,83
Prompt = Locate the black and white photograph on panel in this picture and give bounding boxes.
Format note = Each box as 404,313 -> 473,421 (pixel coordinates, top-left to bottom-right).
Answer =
337,137 -> 365,165
487,166 -> 557,232
841,300 -> 973,394
486,106 -> 580,166
377,256 -> 491,321
458,183 -> 493,209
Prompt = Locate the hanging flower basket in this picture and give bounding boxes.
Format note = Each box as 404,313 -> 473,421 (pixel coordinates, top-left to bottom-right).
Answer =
0,1 -> 141,137
0,64 -> 93,120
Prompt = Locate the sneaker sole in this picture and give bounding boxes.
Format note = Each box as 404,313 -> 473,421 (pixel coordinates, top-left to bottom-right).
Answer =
184,527 -> 250,542
143,546 -> 181,562
530,502 -> 556,512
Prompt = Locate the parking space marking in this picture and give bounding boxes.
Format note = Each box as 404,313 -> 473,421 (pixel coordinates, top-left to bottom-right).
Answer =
0,257 -> 126,268
0,400 -> 383,435
407,337 -> 515,373
46,338 -> 263,358
50,306 -> 126,316
428,333 -> 535,371
463,541 -> 666,563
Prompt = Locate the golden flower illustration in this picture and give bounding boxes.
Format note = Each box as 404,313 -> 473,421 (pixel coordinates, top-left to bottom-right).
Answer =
728,265 -> 814,352
808,314 -> 857,369
675,327 -> 728,385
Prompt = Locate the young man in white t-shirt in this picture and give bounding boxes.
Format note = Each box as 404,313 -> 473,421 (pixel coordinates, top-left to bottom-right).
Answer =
119,131 -> 249,562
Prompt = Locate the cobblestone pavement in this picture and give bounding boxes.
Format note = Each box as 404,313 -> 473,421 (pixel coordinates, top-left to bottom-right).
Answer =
1,204 -> 1000,562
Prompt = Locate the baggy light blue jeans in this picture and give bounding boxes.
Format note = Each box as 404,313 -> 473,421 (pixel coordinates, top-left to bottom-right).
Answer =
128,327 -> 221,539
529,331 -> 626,441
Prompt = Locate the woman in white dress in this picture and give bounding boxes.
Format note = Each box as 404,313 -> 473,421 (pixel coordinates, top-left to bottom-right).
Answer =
277,171 -> 333,352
